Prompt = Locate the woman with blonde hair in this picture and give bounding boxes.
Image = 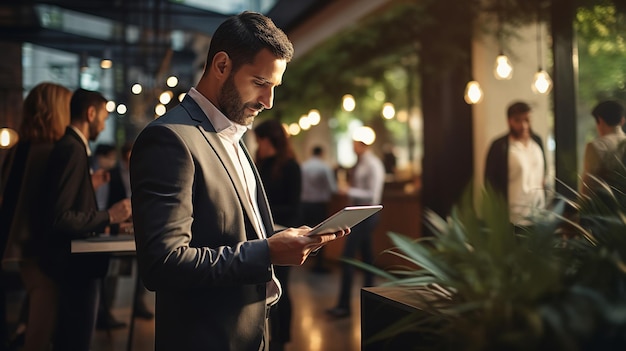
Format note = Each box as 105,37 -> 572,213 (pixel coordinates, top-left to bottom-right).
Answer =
0,82 -> 72,351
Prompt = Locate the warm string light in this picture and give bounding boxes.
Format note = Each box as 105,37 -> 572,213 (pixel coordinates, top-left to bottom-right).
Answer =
342,94 -> 356,112
352,126 -> 376,145
464,80 -> 484,104
0,128 -> 19,149
382,102 -> 395,119
131,83 -> 142,95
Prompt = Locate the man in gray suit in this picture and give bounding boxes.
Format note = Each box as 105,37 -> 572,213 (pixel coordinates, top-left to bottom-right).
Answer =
130,11 -> 347,351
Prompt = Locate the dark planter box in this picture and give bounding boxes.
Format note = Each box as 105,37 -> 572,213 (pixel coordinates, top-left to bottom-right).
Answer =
361,287 -> 441,351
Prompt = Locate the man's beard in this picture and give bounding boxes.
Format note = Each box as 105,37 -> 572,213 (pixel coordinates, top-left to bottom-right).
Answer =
219,74 -> 263,126
510,128 -> 530,140
88,119 -> 100,141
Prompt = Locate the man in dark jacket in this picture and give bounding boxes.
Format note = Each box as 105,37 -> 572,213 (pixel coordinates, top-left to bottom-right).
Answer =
42,88 -> 132,350
484,101 -> 546,226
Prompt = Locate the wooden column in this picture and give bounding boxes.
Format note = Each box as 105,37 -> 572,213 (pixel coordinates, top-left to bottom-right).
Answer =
551,0 -> 578,197
419,2 -> 474,221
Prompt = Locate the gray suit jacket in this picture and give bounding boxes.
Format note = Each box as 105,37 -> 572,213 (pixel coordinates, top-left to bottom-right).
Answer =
130,96 -> 276,351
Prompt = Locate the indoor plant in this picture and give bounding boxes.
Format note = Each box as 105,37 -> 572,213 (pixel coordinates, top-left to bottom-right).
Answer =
354,182 -> 626,350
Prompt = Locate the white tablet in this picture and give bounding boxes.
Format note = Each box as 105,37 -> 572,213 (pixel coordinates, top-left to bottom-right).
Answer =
306,205 -> 383,236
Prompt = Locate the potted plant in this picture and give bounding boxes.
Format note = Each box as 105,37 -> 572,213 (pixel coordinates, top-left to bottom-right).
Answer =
357,182 -> 626,350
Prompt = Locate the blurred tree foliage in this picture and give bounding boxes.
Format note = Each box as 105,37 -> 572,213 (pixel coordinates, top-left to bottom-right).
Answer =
574,3 -> 626,153
267,0 -> 625,136
575,4 -> 626,104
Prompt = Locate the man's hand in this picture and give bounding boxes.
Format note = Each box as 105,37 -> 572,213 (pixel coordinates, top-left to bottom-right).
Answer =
267,226 -> 350,266
108,198 -> 132,224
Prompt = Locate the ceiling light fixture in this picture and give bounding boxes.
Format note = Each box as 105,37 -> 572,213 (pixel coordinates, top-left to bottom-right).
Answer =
532,18 -> 552,94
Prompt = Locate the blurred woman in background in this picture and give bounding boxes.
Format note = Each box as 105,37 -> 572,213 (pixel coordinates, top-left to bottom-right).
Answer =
254,119 -> 301,351
0,82 -> 72,351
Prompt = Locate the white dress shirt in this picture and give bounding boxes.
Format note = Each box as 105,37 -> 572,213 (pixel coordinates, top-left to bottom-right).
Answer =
582,128 -> 626,195
301,157 -> 337,203
508,137 -> 545,225
348,150 -> 385,205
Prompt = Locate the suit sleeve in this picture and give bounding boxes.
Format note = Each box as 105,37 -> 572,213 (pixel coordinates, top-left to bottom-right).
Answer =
48,142 -> 109,238
130,124 -> 272,291
484,143 -> 496,188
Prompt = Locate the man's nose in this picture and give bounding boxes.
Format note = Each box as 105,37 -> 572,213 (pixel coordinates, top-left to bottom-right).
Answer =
259,86 -> 275,110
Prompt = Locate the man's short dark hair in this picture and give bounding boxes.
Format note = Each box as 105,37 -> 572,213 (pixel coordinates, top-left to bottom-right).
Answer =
592,100 -> 625,126
507,101 -> 531,118
205,11 -> 294,74
70,88 -> 107,122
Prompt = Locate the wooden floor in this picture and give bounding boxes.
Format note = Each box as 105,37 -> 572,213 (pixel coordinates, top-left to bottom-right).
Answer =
92,265 -> 362,351
87,260 -> 367,351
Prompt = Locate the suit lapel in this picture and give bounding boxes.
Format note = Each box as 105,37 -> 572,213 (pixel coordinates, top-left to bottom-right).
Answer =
180,97 -> 264,240
65,127 -> 98,209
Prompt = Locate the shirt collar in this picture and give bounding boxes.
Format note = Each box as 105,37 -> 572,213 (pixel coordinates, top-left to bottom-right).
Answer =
607,127 -> 625,136
187,87 -> 251,143
69,125 -> 91,156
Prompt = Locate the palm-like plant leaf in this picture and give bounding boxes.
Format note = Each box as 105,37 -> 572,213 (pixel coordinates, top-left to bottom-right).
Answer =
355,180 -> 626,349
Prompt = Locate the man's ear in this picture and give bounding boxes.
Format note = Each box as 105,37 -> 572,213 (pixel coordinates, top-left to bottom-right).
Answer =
212,52 -> 231,79
87,105 -> 96,122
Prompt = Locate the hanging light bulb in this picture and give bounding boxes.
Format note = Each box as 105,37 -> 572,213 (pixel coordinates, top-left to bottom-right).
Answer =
532,69 -> 553,94
532,19 -> 552,95
464,80 -> 483,104
493,53 -> 513,80
100,49 -> 112,69
80,52 -> 89,72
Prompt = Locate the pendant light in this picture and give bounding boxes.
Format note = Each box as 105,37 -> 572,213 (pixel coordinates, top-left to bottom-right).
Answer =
494,53 -> 513,80
464,80 -> 484,104
532,20 -> 552,94
493,1 -> 513,80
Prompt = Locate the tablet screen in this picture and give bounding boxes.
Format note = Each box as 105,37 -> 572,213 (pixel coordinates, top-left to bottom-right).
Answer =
306,205 -> 383,236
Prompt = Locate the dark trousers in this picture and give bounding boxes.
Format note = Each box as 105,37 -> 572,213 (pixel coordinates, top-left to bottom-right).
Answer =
336,213 -> 380,311
53,278 -> 100,351
270,265 -> 291,345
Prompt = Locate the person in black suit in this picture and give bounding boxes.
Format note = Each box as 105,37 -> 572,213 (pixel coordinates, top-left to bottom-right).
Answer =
41,88 -> 132,351
130,12 -> 347,351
